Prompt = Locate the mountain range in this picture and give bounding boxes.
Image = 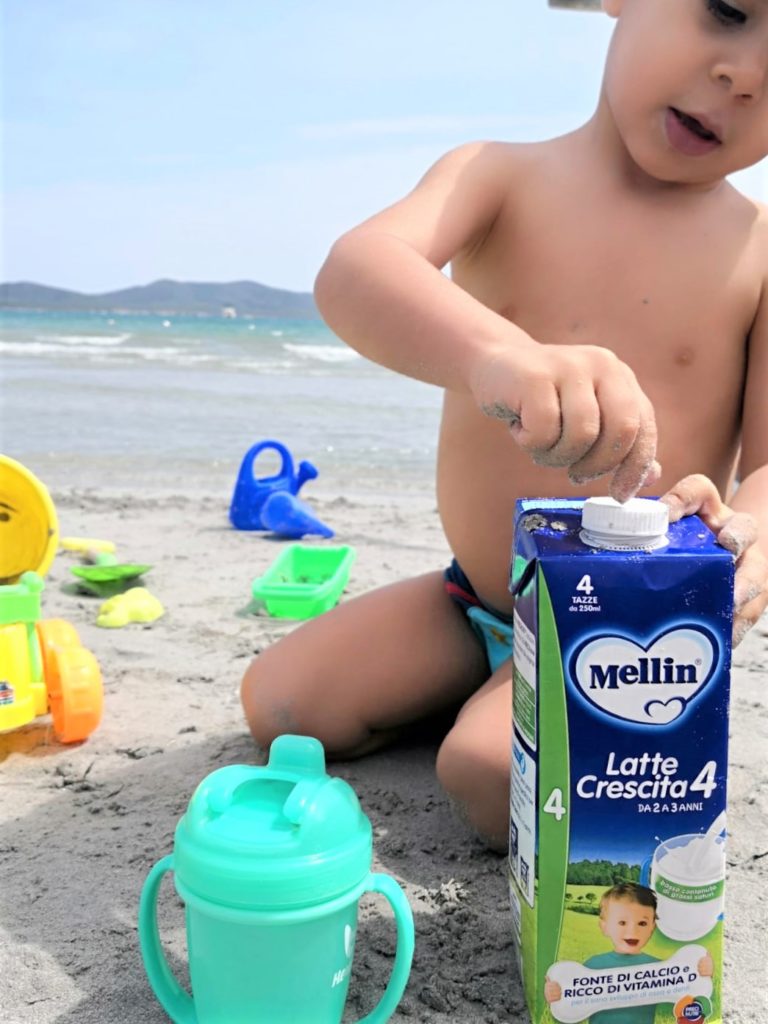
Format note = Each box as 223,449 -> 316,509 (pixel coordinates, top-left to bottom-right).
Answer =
0,279 -> 320,319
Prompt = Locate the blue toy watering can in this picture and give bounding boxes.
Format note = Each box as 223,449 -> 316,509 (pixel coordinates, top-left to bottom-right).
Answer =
229,440 -> 318,531
261,491 -> 334,540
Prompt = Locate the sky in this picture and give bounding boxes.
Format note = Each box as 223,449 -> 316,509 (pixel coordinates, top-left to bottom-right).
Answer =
3,1 -> 767,295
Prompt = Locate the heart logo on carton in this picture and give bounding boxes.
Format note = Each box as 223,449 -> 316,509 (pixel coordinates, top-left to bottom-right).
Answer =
644,697 -> 688,724
570,627 -> 718,726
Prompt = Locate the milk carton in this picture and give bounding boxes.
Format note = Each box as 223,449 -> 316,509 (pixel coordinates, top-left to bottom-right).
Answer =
509,497 -> 733,1024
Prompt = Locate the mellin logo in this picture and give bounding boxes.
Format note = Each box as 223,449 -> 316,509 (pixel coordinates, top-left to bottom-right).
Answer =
570,627 -> 718,725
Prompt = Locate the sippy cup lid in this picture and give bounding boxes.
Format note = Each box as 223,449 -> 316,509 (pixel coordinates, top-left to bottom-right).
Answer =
172,735 -> 373,911
580,497 -> 669,550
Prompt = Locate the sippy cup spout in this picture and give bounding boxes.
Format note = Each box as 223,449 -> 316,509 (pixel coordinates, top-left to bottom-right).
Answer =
268,734 -> 326,776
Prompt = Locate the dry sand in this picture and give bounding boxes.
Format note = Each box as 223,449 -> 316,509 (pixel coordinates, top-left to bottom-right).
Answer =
1,485 -> 766,1023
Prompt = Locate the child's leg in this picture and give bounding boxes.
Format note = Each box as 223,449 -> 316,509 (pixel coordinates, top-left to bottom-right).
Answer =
436,661 -> 512,852
241,570 -> 491,758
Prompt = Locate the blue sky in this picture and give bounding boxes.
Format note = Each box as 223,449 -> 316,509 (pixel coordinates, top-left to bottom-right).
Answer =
4,1 -> 767,294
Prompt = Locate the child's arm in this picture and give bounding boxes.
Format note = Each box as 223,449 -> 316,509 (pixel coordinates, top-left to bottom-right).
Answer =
661,265 -> 768,645
315,142 -> 659,502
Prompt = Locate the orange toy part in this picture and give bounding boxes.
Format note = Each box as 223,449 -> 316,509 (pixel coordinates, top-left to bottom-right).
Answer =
36,620 -> 104,742
36,619 -> 80,678
47,647 -> 103,743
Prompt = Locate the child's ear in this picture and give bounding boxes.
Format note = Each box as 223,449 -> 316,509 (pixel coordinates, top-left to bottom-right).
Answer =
598,917 -> 608,936
601,0 -> 622,16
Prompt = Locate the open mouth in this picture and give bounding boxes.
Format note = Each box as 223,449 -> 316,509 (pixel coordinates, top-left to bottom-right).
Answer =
624,939 -> 640,948
665,107 -> 722,156
670,108 -> 720,143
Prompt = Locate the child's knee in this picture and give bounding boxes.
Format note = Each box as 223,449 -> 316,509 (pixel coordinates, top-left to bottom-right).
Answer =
436,724 -> 509,851
240,644 -> 372,756
240,652 -> 302,749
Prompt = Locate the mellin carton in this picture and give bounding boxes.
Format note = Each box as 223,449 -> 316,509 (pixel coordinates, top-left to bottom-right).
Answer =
509,498 -> 733,1024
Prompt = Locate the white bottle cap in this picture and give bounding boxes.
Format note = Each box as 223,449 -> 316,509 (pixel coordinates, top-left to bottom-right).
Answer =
580,497 -> 669,550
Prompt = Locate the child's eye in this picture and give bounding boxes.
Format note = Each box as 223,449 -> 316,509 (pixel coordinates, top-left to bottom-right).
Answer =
706,0 -> 747,25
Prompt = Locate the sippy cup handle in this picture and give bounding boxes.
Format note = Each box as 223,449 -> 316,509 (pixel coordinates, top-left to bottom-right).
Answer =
138,856 -> 198,1024
356,873 -> 415,1024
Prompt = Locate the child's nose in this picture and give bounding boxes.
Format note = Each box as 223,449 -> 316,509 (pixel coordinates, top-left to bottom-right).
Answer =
713,47 -> 766,102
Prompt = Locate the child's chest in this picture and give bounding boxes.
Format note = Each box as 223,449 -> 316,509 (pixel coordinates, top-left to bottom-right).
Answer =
458,184 -> 761,386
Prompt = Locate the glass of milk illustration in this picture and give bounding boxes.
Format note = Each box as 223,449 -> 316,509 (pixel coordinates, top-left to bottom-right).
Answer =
651,812 -> 726,941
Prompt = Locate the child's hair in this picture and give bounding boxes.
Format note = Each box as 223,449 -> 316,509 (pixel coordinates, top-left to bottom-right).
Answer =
599,881 -> 657,917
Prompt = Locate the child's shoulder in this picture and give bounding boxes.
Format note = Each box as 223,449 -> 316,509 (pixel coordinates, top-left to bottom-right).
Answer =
418,137 -> 562,219
720,183 -> 768,283
430,137 -> 558,180
727,182 -> 768,232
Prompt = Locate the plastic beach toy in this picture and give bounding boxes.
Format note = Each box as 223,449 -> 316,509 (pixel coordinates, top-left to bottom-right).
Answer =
229,440 -> 319,531
252,544 -> 355,619
70,552 -> 153,598
60,537 -> 116,555
0,456 -> 103,743
0,573 -> 104,742
96,587 -> 164,628
139,734 -> 414,1024
261,490 -> 334,539
0,455 -> 59,583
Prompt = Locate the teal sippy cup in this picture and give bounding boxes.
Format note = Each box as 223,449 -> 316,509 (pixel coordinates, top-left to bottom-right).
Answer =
138,735 -> 415,1024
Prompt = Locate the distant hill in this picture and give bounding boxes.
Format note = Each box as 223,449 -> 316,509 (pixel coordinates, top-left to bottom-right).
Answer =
0,279 -> 321,319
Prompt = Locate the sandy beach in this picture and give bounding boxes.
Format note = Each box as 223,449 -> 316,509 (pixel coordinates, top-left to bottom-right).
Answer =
1,477 -> 767,1023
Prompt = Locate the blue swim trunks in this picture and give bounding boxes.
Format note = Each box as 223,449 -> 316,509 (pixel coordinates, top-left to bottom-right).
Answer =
444,559 -> 514,673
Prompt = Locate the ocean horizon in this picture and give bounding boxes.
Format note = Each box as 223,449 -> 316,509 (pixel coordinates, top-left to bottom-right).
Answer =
0,308 -> 442,500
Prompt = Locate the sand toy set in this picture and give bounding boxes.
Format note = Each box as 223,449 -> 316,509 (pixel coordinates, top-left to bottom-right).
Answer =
0,456 -> 103,743
231,440 -> 356,620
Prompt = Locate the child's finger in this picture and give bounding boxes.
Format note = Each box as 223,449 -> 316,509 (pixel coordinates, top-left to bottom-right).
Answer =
718,513 -> 758,560
641,460 -> 663,490
534,379 -> 601,469
563,369 -> 641,485
659,475 -> 728,527
607,399 -> 658,504
733,546 -> 767,611
509,379 -> 562,458
733,592 -> 767,647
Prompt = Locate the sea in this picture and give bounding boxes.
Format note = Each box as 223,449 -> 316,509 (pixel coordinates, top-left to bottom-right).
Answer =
0,309 -> 442,499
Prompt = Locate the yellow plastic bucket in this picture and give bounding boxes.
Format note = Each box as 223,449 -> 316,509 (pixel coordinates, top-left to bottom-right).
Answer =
0,456 -> 59,583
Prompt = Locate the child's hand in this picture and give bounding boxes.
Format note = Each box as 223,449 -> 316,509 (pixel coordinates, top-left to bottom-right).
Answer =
697,951 -> 715,978
660,475 -> 768,646
470,341 -> 660,503
544,977 -> 562,1004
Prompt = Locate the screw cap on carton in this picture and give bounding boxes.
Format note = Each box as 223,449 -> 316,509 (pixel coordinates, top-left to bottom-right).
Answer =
580,497 -> 669,550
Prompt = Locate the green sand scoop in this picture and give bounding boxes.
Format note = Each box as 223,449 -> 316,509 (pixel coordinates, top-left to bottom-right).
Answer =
70,552 -> 152,597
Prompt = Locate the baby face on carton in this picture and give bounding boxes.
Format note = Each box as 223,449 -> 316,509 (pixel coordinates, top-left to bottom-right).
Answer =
598,894 -> 656,955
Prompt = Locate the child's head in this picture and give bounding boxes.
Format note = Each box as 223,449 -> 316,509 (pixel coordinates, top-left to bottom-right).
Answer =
598,882 -> 657,954
599,0 -> 768,186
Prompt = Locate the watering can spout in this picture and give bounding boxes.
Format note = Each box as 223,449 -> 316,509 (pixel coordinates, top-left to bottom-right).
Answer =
296,459 -> 319,491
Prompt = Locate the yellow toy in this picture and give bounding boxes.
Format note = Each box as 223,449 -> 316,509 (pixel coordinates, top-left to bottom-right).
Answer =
0,456 -> 103,743
60,537 -> 117,555
97,587 -> 164,628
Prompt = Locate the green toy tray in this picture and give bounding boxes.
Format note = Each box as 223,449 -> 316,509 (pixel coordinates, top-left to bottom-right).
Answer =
252,544 -> 355,619
71,563 -> 152,597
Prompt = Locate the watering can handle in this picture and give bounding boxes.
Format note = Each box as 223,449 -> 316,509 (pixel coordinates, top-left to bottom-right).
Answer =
138,856 -> 198,1024
356,873 -> 415,1024
243,440 -> 293,481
